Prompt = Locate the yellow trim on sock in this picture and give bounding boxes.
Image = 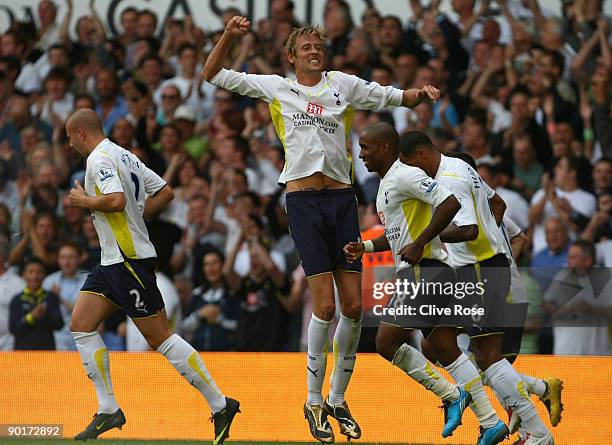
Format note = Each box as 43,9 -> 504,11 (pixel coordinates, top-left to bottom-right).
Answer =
187,351 -> 222,398
425,361 -> 440,380
464,375 -> 482,393
517,380 -> 530,401
94,347 -> 112,394
331,339 -> 339,380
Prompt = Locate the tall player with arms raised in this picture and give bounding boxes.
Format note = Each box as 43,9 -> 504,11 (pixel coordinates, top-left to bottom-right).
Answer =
202,16 -> 440,443
66,110 -> 239,445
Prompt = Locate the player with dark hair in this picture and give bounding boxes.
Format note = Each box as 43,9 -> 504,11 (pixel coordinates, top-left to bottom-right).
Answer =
346,123 -> 508,445
399,132 -> 553,445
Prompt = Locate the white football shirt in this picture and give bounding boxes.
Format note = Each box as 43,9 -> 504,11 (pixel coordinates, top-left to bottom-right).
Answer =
376,160 -> 453,269
84,139 -> 167,266
500,215 -> 528,304
210,68 -> 404,185
435,155 -> 505,267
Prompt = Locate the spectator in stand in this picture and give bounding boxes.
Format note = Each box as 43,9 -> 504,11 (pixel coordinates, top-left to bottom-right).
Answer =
224,230 -> 288,351
95,68 -> 128,134
0,237 -> 25,350
531,217 -> 571,293
478,162 -> 530,231
544,240 -> 612,355
156,84 -> 182,126
42,242 -> 86,350
156,44 -> 216,122
511,136 -> 543,200
181,250 -> 239,351
9,212 -> 59,272
529,156 -> 597,256
592,158 -> 612,197
9,256 -> 63,350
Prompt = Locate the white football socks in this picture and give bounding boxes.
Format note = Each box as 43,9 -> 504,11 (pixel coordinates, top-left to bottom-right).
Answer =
520,373 -> 547,397
393,343 -> 459,402
445,353 -> 499,428
329,314 -> 361,405
157,334 -> 226,413
484,359 -> 549,437
307,314 -> 331,406
73,331 -> 120,414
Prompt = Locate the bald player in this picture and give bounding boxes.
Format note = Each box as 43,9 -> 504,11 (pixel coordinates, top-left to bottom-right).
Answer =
344,123 -> 505,443
66,110 -> 240,444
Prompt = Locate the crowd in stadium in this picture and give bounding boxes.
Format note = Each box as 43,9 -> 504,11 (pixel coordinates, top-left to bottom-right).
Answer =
0,0 -> 610,355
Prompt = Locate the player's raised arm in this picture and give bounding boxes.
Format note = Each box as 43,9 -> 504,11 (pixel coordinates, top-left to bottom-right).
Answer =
402,84 -> 441,108
340,71 -> 440,111
201,16 -> 250,82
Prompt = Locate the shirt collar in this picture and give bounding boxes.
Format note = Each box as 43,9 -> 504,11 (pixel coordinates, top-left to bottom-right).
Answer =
24,287 -> 46,298
435,155 -> 449,180
92,138 -> 110,153
382,159 -> 401,182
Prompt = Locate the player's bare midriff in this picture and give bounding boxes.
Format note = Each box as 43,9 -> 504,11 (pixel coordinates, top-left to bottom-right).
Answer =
286,172 -> 351,192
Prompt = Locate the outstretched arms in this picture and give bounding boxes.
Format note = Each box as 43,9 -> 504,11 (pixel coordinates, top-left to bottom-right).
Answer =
202,16 -> 250,82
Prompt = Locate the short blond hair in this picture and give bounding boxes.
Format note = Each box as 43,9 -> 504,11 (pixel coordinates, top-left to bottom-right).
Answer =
285,25 -> 327,57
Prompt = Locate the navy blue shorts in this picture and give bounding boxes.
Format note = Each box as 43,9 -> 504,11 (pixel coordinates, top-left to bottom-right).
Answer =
501,325 -> 526,363
380,259 -> 457,339
285,188 -> 362,277
81,258 -> 165,319
455,253 -> 511,338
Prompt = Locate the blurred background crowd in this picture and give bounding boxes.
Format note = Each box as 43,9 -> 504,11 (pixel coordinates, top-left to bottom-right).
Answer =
0,0 -> 611,355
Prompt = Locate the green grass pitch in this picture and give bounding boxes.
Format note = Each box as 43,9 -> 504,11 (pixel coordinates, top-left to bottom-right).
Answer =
0,441 -> 444,445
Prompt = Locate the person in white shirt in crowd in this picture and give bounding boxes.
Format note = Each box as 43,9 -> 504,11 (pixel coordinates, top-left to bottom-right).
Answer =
529,155 -> 597,256
232,213 -> 286,278
42,242 -> 86,350
35,0 -> 63,51
478,162 -> 530,231
0,160 -> 19,220
2,29 -> 40,95
544,240 -> 612,356
0,236 -> 26,350
34,43 -> 71,92
31,68 -> 74,127
155,44 -> 216,123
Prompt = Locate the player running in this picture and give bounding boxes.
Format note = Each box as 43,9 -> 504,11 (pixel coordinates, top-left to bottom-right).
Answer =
400,132 -> 554,445
66,109 -> 239,444
345,123 -> 507,444
440,153 -> 564,443
202,16 -> 440,443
